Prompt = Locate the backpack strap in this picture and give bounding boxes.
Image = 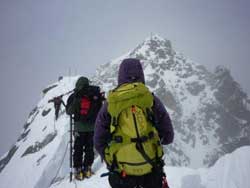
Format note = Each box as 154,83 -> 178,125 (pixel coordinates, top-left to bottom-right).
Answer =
130,131 -> 155,143
130,105 -> 159,168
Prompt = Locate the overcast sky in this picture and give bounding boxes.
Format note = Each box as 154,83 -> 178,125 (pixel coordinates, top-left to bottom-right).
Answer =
0,0 -> 250,156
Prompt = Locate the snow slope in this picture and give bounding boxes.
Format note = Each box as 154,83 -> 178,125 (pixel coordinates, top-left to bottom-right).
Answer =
50,146 -> 250,188
0,77 -> 77,188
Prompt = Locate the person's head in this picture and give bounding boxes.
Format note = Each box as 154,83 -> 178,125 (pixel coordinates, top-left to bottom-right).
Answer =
118,58 -> 145,86
75,76 -> 89,91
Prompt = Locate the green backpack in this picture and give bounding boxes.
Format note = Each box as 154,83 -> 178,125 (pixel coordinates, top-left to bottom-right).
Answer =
105,82 -> 163,176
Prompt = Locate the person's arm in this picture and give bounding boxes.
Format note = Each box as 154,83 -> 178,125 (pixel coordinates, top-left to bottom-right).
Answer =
94,102 -> 111,159
66,93 -> 79,115
152,96 -> 174,145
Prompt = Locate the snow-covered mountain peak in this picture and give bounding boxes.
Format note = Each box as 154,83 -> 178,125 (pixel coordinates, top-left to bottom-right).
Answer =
93,35 -> 250,168
145,33 -> 166,42
142,34 -> 172,53
129,34 -> 174,64
214,65 -> 230,76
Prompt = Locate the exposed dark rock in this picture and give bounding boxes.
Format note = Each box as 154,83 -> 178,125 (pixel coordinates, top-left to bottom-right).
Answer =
134,53 -> 146,61
200,135 -> 209,145
21,132 -> 57,157
186,82 -> 205,96
17,129 -> 31,142
29,106 -> 38,118
155,88 -> 181,115
203,149 -> 224,167
168,144 -> 190,166
129,43 -> 143,57
181,133 -> 196,148
43,84 -> 58,95
156,49 -> 166,59
159,79 -> 166,88
0,145 -> 18,173
150,62 -> 158,69
58,76 -> 63,81
22,107 -> 39,132
36,154 -> 46,166
159,62 -> 169,70
42,108 -> 51,117
23,122 -> 31,131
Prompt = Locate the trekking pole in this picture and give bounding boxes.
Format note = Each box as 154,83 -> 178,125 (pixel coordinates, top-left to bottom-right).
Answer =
69,114 -> 73,182
48,89 -> 74,104
53,116 -> 56,133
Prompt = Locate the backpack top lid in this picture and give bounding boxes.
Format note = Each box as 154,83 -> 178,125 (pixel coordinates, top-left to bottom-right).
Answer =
107,82 -> 153,133
75,76 -> 89,91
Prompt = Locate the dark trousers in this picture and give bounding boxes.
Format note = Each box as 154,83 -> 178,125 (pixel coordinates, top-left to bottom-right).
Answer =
73,132 -> 94,169
108,169 -> 163,188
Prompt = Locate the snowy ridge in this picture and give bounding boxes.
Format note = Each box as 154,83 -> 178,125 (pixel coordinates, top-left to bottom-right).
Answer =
0,77 -> 78,188
1,35 -> 250,188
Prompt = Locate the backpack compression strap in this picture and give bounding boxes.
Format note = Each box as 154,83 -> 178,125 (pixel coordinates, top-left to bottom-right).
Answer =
131,105 -> 160,168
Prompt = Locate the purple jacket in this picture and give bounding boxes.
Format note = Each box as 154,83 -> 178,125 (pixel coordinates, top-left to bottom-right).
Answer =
94,58 -> 174,159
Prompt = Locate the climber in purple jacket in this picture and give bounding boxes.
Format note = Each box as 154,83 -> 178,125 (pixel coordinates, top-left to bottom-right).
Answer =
94,58 -> 174,188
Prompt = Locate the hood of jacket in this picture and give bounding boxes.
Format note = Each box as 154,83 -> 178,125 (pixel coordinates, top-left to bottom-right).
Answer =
118,58 -> 145,86
75,76 -> 89,91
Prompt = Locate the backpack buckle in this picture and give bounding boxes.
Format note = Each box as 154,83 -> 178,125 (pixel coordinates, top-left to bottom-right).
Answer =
148,131 -> 154,139
131,136 -> 147,143
113,136 -> 123,143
